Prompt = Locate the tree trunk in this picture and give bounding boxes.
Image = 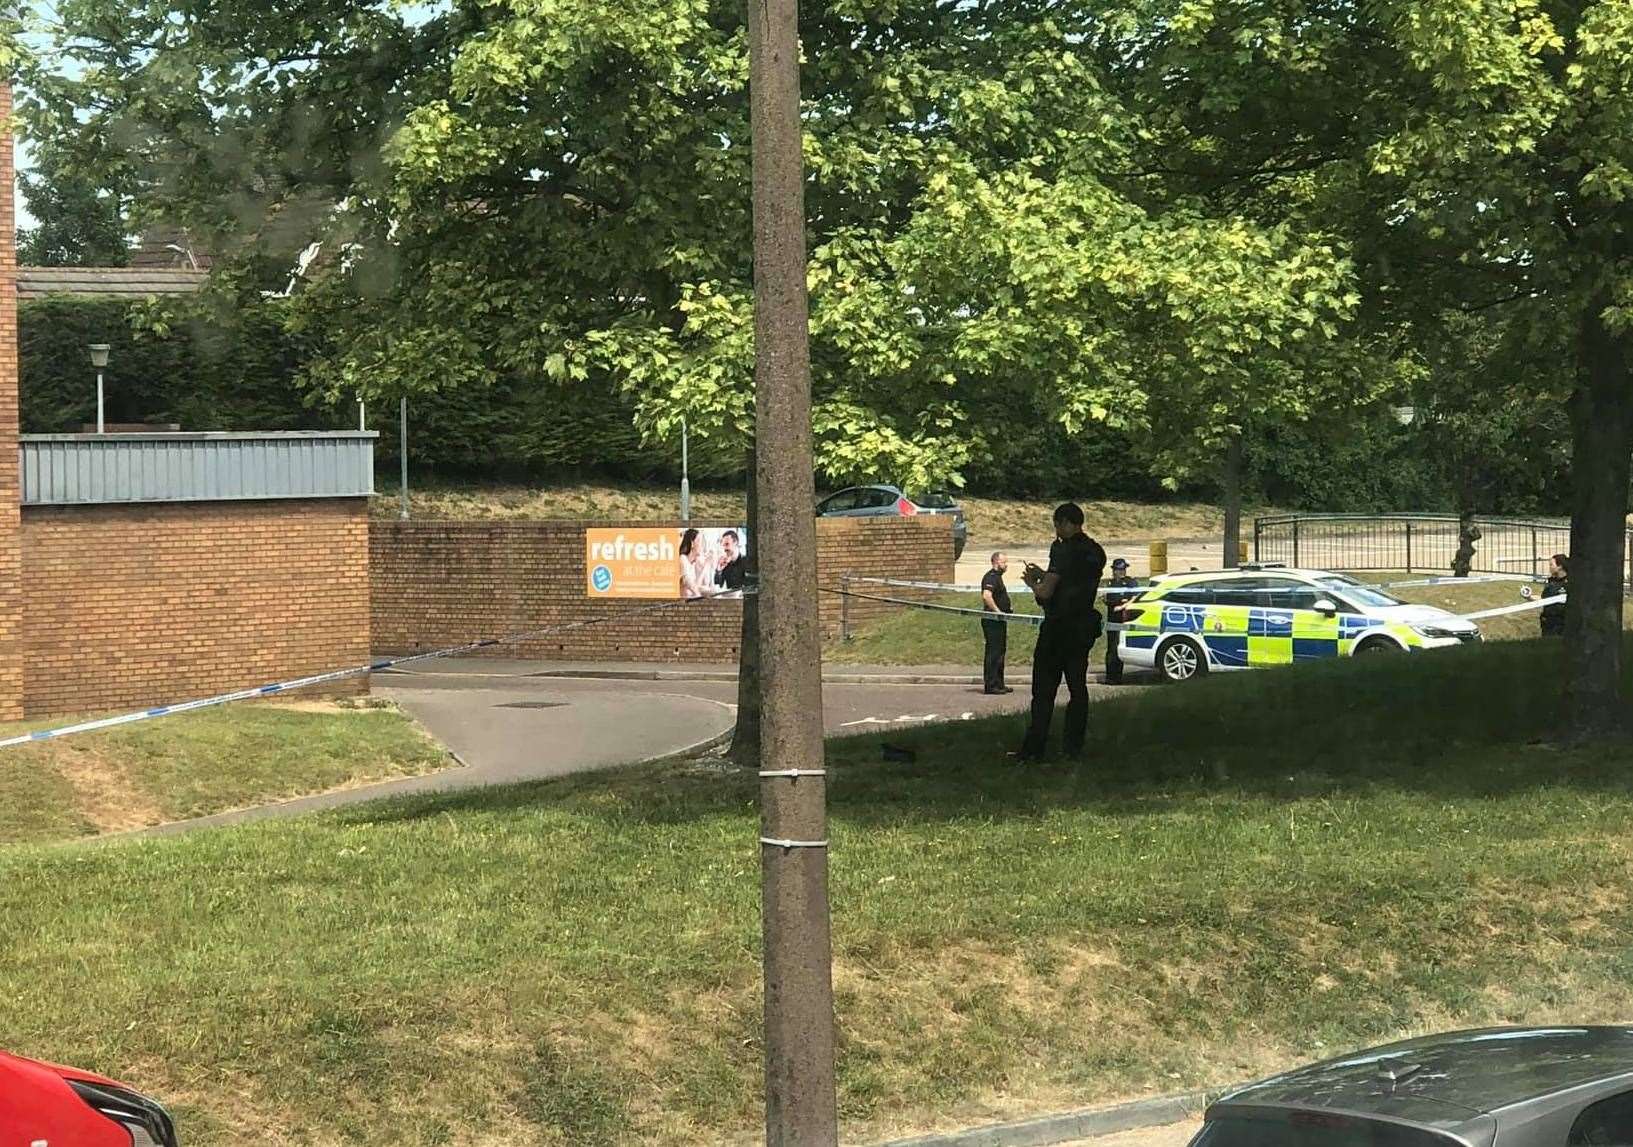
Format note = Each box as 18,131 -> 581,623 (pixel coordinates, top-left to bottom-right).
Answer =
1221,433 -> 1242,569
1565,292 -> 1633,739
1451,488 -> 1479,579
730,449 -> 761,768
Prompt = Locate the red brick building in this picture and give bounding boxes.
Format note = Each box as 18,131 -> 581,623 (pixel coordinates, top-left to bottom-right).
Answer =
0,82 -> 23,719
1,84 -> 375,718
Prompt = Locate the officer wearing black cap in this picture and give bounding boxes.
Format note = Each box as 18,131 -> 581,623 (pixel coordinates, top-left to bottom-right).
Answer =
1103,557 -> 1138,685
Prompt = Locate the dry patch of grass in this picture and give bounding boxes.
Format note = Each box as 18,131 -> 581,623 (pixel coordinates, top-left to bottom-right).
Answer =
53,745 -> 163,834
960,496 -> 1288,544
0,701 -> 447,843
373,481 -> 746,523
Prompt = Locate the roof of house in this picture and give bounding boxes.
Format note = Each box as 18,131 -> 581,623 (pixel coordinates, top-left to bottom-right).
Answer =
128,227 -> 213,270
18,266 -> 210,300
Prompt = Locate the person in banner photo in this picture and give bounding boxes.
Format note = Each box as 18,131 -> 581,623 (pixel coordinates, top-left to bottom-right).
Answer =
714,529 -> 748,594
674,527 -> 750,599
679,528 -> 713,599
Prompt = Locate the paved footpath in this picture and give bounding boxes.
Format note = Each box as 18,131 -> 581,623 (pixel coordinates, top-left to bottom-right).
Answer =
375,660 -> 1063,776
1063,1120 -> 1199,1146
129,660 -> 1131,836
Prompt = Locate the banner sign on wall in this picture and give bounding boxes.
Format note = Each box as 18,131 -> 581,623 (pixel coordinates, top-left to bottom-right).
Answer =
585,527 -> 750,600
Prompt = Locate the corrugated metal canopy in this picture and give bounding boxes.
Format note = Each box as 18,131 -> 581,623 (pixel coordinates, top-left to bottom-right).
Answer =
20,432 -> 377,505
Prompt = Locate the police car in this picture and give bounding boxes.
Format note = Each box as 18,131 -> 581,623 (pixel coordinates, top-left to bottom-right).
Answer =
1116,565 -> 1482,683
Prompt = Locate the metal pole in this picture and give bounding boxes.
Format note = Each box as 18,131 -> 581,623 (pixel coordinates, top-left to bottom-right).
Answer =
1406,521 -> 1414,573
359,398 -> 366,431
399,397 -> 409,521
1293,519 -> 1301,569
681,417 -> 691,522
749,0 -> 838,1138
840,575 -> 851,642
96,371 -> 104,434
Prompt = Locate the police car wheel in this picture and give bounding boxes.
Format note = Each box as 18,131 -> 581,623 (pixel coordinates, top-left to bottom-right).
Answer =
1156,637 -> 1206,683
1355,637 -> 1402,656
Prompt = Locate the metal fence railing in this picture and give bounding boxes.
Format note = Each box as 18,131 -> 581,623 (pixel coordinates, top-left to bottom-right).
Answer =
1252,514 -> 1585,580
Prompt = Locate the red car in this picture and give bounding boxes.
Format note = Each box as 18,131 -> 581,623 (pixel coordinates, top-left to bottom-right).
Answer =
0,1049 -> 176,1146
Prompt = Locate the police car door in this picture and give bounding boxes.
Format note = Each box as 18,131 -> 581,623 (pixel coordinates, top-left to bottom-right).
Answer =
1239,577 -> 1296,666
1199,577 -> 1263,668
1265,578 -> 1342,661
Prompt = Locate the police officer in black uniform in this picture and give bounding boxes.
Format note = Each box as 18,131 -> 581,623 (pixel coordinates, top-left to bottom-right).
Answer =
980,552 -> 1014,694
1103,557 -> 1137,685
1016,503 -> 1107,763
1541,553 -> 1569,637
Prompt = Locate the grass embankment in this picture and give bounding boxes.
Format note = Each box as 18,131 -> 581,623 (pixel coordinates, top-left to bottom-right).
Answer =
825,591 -> 1043,666
370,479 -> 1275,545
6,640 -> 1633,1144
0,702 -> 447,843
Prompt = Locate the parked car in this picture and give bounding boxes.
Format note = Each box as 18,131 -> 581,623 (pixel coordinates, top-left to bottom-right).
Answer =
1191,1026 -> 1633,1145
0,1048 -> 177,1146
1117,564 -> 1481,683
815,485 -> 968,559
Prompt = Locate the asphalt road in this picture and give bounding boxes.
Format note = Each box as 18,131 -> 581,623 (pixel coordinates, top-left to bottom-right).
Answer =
377,668 -> 1042,780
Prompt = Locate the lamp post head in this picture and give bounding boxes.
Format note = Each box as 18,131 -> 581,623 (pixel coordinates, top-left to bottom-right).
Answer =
88,344 -> 112,369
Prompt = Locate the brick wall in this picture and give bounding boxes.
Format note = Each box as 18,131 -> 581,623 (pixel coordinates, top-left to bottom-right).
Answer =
22,499 -> 371,716
371,516 -> 954,660
0,86 -> 22,720
813,515 -> 955,634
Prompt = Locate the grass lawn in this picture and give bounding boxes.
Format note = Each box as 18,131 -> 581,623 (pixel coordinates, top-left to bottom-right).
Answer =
825,591 -> 1043,666
371,479 -> 1278,545
6,639 -> 1633,1143
0,701 -> 448,844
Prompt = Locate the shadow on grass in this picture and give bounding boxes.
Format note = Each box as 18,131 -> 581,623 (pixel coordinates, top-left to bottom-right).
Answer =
335,635 -> 1633,833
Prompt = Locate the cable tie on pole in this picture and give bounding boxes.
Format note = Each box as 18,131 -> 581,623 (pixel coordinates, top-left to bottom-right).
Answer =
759,837 -> 830,849
758,769 -> 827,779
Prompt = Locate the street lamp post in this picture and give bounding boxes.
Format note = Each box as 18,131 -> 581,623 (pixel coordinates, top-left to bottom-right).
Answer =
88,344 -> 111,434
680,416 -> 691,522
399,396 -> 410,521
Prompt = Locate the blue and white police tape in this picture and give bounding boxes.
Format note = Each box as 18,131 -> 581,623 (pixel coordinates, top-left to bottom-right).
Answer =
0,586 -> 757,751
846,573 -> 1535,599
831,584 -> 1555,627
1461,594 -> 1564,621
827,587 -> 1120,629
845,576 -> 1118,598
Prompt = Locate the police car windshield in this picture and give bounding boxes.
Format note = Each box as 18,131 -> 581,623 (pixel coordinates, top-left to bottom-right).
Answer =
1316,575 -> 1404,609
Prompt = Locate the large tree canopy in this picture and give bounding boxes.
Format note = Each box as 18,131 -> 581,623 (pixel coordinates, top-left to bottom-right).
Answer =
1100,0 -> 1633,733
20,0 -> 1372,492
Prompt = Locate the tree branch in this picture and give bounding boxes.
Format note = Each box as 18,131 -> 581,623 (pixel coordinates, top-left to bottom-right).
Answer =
1460,289 -> 1542,314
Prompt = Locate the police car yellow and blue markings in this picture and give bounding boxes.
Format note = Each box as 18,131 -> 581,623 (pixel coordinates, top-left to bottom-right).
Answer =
1119,575 -> 1429,668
